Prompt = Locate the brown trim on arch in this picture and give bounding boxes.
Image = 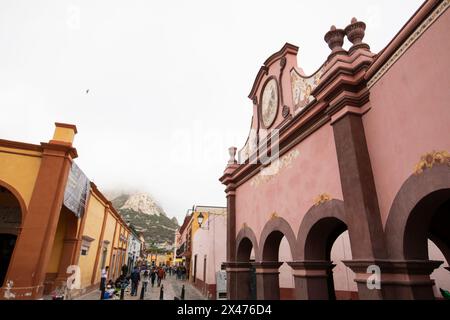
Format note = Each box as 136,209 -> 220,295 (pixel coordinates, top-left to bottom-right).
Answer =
235,226 -> 259,262
257,217 -> 296,262
296,199 -> 348,260
384,165 -> 450,260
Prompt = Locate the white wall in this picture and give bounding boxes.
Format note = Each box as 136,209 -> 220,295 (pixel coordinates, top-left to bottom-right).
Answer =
429,240 -> 450,297
331,231 -> 357,293
278,237 -> 294,289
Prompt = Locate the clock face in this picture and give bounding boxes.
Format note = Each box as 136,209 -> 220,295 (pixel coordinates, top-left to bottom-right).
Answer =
260,79 -> 279,128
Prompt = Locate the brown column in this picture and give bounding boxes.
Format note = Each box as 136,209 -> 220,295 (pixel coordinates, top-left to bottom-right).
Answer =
226,189 -> 236,263
344,260 -> 442,300
252,262 -> 283,300
224,262 -> 252,300
225,186 -> 237,300
331,111 -> 386,299
220,149 -> 239,300
4,128 -> 77,299
288,261 -> 336,300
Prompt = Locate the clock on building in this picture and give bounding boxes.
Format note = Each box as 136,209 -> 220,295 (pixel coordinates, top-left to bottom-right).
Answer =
260,78 -> 279,128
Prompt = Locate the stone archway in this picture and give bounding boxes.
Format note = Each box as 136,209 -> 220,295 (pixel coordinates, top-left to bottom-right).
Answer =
256,217 -> 296,300
231,226 -> 259,300
384,165 -> 450,299
0,181 -> 25,289
291,199 -> 351,300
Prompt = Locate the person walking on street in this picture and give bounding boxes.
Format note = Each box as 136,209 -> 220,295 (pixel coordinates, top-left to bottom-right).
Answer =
130,267 -> 140,296
157,267 -> 165,287
142,270 -> 149,293
121,264 -> 128,276
99,266 -> 109,299
150,268 -> 156,287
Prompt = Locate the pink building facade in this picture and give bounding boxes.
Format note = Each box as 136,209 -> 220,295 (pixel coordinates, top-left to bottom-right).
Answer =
220,0 -> 450,300
191,206 -> 227,299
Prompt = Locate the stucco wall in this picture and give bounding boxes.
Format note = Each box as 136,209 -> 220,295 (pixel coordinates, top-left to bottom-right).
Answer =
96,212 -> 116,283
78,194 -> 104,288
0,147 -> 42,208
363,8 -> 450,226
236,123 -> 343,244
192,213 -> 227,287
46,210 -> 68,273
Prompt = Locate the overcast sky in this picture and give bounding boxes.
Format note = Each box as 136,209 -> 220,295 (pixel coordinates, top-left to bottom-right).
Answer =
0,0 -> 423,223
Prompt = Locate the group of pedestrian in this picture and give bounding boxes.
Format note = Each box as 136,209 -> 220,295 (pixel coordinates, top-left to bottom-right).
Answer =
175,265 -> 187,280
100,263 -> 172,298
148,266 -> 165,287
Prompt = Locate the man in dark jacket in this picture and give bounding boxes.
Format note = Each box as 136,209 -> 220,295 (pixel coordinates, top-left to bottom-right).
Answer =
150,268 -> 156,287
130,267 -> 140,296
121,264 -> 128,276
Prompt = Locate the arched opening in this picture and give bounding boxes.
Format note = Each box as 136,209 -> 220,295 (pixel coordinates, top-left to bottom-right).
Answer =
0,185 -> 22,287
303,216 -> 350,300
259,224 -> 296,300
330,231 -> 357,300
278,236 -> 295,300
428,239 -> 450,298
403,193 -> 450,299
236,237 -> 256,300
384,165 -> 450,299
403,190 -> 450,262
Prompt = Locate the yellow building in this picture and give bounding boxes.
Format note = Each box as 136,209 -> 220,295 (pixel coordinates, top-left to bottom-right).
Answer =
0,123 -> 131,299
148,252 -> 174,267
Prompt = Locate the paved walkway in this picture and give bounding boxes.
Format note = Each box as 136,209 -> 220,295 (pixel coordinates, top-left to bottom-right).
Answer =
75,274 -> 206,300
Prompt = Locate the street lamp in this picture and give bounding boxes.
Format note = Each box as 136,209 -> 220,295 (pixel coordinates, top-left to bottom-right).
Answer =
197,212 -> 204,228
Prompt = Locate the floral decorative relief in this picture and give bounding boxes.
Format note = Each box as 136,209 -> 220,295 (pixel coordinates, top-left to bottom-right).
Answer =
250,149 -> 300,187
313,194 -> 332,206
414,150 -> 450,175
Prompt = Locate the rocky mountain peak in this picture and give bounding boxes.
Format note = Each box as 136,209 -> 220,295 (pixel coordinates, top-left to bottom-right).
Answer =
110,192 -> 178,250
120,193 -> 165,216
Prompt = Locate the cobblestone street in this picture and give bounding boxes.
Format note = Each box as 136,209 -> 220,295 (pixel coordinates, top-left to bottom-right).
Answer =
76,274 -> 206,301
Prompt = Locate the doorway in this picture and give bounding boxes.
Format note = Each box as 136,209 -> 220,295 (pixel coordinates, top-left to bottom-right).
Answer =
0,185 -> 22,287
193,254 -> 197,283
0,234 -> 17,286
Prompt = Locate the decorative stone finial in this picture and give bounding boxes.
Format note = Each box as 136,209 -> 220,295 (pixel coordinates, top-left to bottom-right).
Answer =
345,18 -> 370,52
324,25 -> 346,58
228,147 -> 237,164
